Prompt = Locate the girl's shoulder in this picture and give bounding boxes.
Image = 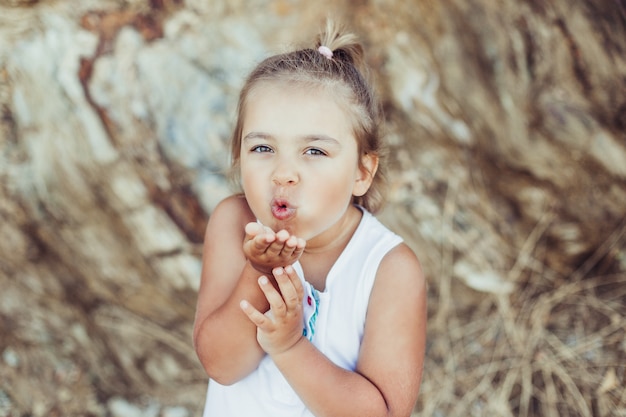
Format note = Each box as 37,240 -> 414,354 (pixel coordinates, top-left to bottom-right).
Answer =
212,194 -> 254,219
207,194 -> 255,234
380,241 -> 421,271
375,239 -> 424,293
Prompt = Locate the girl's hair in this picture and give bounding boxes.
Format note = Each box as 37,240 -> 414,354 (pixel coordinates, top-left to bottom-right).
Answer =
230,19 -> 387,213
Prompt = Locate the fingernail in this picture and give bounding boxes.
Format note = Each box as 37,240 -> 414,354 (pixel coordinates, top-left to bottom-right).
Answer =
273,267 -> 283,276
240,300 -> 248,309
259,276 -> 269,285
285,265 -> 293,274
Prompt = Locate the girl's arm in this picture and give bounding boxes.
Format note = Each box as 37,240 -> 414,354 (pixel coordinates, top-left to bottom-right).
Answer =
243,242 -> 427,417
192,195 -> 266,384
193,195 -> 306,385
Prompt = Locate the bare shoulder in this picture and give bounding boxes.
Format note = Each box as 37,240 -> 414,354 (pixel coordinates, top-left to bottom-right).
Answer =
203,194 -> 254,241
371,242 -> 426,319
379,242 -> 425,288
208,194 -> 254,227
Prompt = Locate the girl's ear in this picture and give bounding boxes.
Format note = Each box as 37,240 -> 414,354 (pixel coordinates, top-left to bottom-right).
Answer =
353,153 -> 379,197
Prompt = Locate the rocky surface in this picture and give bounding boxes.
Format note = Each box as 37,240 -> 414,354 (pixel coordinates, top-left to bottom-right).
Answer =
0,1 -> 624,416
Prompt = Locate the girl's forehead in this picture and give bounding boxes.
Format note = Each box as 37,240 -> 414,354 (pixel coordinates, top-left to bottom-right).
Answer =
246,81 -> 341,114
241,81 -> 358,145
245,80 -> 357,122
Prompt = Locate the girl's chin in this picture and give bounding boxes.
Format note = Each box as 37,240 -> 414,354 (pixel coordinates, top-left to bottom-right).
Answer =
273,222 -> 299,236
259,217 -> 295,234
269,221 -> 311,240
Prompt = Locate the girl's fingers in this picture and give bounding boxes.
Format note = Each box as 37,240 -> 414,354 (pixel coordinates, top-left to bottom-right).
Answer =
292,238 -> 306,258
274,266 -> 302,310
247,231 -> 275,255
248,227 -> 305,263
258,275 -> 287,316
275,234 -> 306,259
278,235 -> 298,258
244,222 -> 275,240
239,300 -> 268,328
244,222 -> 262,237
284,265 -> 304,300
245,223 -> 271,246
265,241 -> 284,258
265,230 -> 289,258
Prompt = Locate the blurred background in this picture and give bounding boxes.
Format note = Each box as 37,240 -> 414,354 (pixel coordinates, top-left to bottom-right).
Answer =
0,0 -> 625,416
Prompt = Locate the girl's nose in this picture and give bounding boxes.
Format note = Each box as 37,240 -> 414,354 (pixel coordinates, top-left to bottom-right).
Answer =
272,159 -> 299,185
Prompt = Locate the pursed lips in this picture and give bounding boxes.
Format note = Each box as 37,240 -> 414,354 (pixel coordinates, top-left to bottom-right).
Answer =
271,197 -> 296,221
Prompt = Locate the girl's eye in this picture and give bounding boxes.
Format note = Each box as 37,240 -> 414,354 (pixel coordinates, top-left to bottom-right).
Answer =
251,145 -> 273,153
305,148 -> 327,156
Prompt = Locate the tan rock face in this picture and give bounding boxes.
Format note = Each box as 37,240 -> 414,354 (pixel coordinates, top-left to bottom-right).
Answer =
1,1 -> 624,416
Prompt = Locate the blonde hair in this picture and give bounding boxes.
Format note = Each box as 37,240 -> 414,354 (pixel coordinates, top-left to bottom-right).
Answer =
230,20 -> 387,213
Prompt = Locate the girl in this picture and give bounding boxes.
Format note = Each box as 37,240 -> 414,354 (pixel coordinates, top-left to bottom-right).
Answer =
193,20 -> 427,417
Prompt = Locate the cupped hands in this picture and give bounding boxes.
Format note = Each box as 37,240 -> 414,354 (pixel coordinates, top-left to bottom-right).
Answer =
243,222 -> 306,274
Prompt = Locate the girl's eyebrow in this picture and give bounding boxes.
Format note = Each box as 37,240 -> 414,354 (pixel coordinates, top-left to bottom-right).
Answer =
243,132 -> 341,147
303,134 -> 341,147
243,132 -> 272,142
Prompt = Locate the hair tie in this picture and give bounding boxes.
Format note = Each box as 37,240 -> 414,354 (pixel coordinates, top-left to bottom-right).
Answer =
318,45 -> 333,59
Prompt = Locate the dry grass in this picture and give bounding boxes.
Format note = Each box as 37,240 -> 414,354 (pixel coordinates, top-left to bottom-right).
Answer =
403,210 -> 626,417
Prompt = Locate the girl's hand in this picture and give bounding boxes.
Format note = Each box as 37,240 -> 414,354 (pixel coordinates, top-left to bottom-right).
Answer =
243,222 -> 305,274
240,265 -> 305,356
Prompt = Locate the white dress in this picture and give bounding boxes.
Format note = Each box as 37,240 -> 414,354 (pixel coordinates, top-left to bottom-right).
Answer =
202,208 -> 403,417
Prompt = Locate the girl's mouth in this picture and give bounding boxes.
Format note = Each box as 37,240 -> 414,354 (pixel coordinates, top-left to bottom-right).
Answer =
271,198 -> 296,221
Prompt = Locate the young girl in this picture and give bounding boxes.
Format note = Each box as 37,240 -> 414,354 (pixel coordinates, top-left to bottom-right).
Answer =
193,20 -> 427,417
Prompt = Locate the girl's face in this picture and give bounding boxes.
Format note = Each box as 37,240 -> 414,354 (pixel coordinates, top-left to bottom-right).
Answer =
239,82 -> 376,248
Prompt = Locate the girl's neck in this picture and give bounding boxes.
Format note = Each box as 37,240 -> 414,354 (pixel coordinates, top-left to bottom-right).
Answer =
303,205 -> 362,255
299,205 -> 363,291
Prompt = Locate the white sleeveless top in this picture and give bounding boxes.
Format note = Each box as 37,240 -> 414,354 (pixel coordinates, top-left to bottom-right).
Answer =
202,208 -> 403,417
